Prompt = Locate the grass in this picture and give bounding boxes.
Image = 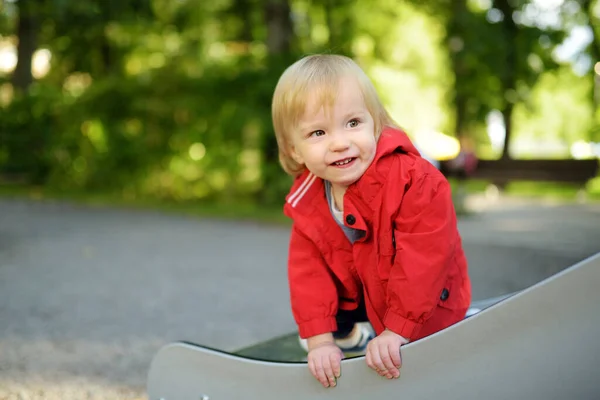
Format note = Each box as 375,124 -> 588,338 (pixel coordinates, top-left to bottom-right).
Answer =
0,177 -> 598,226
0,183 -> 290,225
447,178 -> 600,202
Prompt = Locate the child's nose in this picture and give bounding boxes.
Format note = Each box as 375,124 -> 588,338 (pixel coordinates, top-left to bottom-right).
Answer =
328,131 -> 350,151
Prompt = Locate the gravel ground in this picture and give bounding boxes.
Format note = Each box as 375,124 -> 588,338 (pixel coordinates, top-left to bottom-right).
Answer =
1,196 -> 598,399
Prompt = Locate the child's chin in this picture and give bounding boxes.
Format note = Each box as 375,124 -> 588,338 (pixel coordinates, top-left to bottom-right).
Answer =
331,176 -> 360,188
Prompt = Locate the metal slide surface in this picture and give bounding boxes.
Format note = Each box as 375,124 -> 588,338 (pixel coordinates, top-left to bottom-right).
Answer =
147,253 -> 600,400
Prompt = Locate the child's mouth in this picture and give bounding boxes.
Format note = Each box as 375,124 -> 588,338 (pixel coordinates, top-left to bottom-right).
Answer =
331,157 -> 357,167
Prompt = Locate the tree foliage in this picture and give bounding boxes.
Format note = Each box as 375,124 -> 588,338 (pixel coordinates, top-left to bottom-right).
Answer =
0,0 -> 598,204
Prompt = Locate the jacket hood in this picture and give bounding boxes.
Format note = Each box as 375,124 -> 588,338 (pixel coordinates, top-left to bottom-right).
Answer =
375,126 -> 421,161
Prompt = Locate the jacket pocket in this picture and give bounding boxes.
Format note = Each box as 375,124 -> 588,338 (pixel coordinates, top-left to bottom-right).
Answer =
377,226 -> 396,281
436,270 -> 464,312
378,225 -> 397,255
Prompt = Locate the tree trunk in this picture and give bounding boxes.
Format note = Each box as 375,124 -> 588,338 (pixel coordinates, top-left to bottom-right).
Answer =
447,0 -> 469,141
495,0 -> 518,160
501,102 -> 514,160
265,0 -> 293,55
584,0 -> 600,111
12,0 -> 40,91
100,41 -> 113,74
259,0 -> 295,205
323,0 -> 353,55
235,0 -> 254,42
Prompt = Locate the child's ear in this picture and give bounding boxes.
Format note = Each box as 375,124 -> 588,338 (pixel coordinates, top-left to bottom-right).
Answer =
289,146 -> 304,164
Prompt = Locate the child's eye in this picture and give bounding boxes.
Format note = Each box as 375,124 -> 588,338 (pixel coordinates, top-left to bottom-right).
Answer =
347,119 -> 360,128
310,130 -> 325,138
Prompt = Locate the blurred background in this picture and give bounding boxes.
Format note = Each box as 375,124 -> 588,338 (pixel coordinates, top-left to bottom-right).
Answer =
1,0 -> 599,210
1,1 -> 600,400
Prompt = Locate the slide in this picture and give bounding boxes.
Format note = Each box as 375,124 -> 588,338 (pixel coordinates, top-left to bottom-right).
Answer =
147,253 -> 600,400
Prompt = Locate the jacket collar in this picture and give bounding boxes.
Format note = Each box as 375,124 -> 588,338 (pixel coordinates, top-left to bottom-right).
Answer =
374,126 -> 421,161
283,127 -> 419,223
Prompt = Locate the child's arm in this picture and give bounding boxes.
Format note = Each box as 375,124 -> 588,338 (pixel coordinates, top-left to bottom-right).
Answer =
288,225 -> 342,387
306,333 -> 343,388
384,171 -> 459,340
366,329 -> 408,379
288,225 -> 339,338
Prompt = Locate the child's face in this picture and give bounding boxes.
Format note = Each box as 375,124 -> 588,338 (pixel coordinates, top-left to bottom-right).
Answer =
290,77 -> 376,190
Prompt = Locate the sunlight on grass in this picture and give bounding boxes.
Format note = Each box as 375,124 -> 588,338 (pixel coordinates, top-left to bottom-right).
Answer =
189,143 -> 206,161
81,120 -> 108,153
587,177 -> 600,199
2,174 -> 598,231
0,184 -> 289,225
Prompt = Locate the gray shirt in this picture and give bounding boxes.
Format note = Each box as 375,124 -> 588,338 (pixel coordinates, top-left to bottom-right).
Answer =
324,180 -> 365,244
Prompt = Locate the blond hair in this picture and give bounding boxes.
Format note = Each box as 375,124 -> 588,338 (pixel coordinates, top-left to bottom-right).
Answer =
271,54 -> 399,177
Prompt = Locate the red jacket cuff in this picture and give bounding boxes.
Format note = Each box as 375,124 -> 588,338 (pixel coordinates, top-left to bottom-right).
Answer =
297,317 -> 338,339
383,309 -> 423,340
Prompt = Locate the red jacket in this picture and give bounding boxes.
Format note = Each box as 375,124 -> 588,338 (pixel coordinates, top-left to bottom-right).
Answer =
283,127 -> 471,341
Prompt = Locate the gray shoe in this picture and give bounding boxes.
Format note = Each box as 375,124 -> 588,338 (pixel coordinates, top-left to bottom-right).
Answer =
298,323 -> 375,354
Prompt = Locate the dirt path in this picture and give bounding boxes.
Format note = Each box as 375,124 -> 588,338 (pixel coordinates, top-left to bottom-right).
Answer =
1,197 -> 598,399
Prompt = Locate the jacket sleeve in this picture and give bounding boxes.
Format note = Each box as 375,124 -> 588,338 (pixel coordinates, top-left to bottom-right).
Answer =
288,225 -> 339,338
383,172 -> 458,340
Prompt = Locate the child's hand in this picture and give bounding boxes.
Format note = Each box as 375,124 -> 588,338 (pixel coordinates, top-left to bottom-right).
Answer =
307,342 -> 344,388
365,329 -> 409,379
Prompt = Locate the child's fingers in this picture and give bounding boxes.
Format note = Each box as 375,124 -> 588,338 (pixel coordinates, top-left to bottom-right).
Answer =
366,344 -> 383,375
377,345 -> 398,379
308,356 -> 323,386
322,356 -> 338,387
307,345 -> 344,388
371,345 -> 385,371
367,343 -> 387,376
365,346 -> 373,369
307,358 -> 318,381
314,361 -> 330,387
378,343 -> 397,372
382,344 -> 400,379
308,355 -> 330,387
389,342 -> 402,369
330,352 -> 342,378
